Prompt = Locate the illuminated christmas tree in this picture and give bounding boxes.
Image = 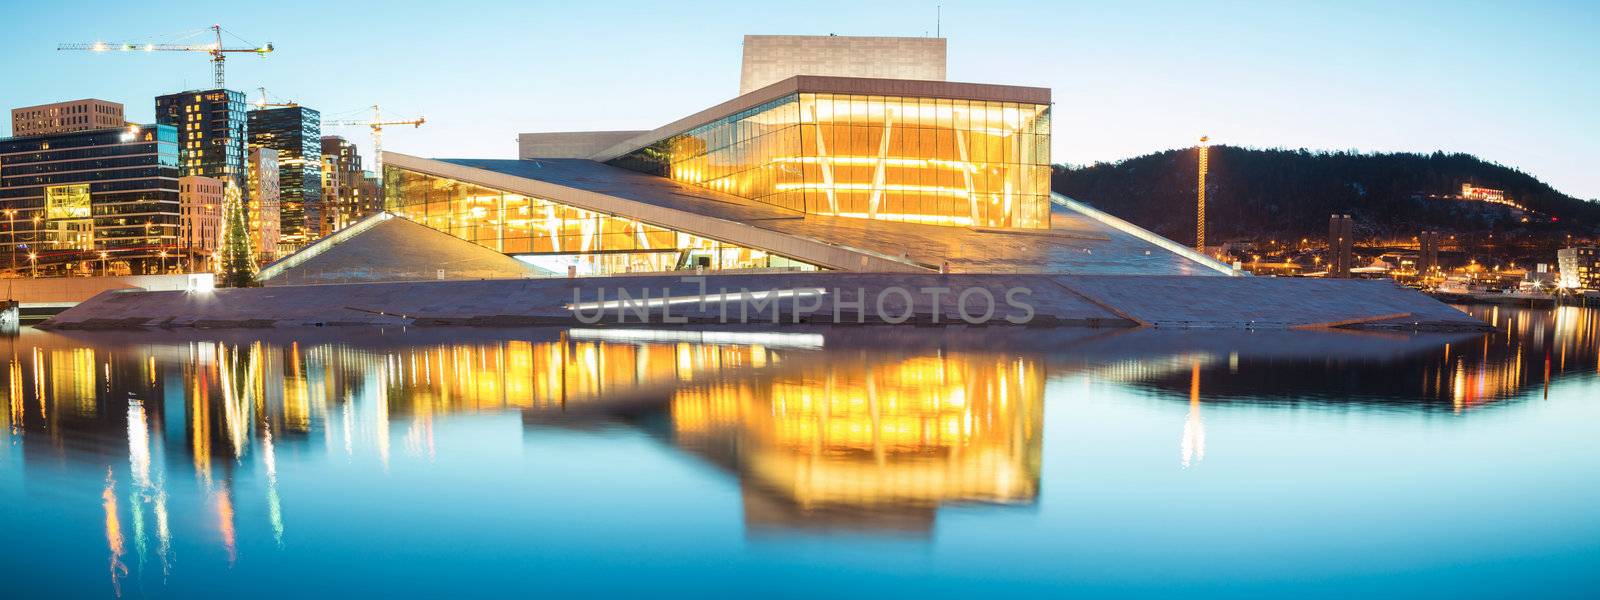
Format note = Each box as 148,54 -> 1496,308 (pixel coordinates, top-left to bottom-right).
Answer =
217,181 -> 258,287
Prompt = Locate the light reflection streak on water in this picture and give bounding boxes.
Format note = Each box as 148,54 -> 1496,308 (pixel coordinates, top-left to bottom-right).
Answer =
1181,359 -> 1205,469
126,402 -> 150,569
215,487 -> 236,565
102,469 -> 127,596
263,424 -> 284,547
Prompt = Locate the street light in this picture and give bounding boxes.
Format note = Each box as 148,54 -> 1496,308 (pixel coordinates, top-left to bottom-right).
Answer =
2,209 -> 14,271
99,251 -> 109,276
27,252 -> 37,278
159,250 -> 168,274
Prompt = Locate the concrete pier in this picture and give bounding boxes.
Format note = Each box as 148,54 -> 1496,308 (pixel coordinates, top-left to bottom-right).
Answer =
39,272 -> 1490,332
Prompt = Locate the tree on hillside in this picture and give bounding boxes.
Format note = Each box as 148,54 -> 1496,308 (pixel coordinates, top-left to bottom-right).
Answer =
217,182 -> 257,288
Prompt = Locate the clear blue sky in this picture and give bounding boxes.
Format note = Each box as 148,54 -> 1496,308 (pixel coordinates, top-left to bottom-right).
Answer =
3,0 -> 1596,199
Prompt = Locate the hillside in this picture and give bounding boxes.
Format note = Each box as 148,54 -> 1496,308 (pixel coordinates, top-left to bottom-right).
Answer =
1052,147 -> 1600,244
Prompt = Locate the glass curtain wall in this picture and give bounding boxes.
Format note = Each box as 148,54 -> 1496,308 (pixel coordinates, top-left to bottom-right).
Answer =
612,93 -> 1051,229
0,125 -> 181,274
385,166 -> 819,276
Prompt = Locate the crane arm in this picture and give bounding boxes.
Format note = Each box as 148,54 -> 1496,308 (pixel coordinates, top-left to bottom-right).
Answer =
324,119 -> 426,127
57,26 -> 270,89
58,42 -> 272,53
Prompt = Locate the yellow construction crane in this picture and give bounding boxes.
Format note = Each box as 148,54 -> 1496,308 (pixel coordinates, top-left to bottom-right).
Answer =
324,106 -> 425,185
58,25 -> 272,89
254,87 -> 298,108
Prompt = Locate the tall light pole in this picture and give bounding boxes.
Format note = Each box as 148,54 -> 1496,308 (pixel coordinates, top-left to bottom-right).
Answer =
27,252 -> 37,278
3,209 -> 14,271
1196,135 -> 1209,252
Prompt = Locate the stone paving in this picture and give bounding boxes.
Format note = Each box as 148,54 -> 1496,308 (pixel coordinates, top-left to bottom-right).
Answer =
41,272 -> 1490,332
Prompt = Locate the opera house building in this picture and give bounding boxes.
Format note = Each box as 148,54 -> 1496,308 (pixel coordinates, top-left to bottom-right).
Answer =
41,34 -> 1488,334
377,35 -> 1233,278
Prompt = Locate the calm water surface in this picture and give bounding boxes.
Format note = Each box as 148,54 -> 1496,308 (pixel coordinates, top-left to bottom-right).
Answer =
1,305 -> 1597,598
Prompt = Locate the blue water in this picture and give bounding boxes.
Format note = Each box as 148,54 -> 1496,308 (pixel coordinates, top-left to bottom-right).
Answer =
1,305 -> 1596,598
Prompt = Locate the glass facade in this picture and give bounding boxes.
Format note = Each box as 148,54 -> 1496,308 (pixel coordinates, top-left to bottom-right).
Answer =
247,106 -> 322,244
611,93 -> 1051,229
0,124 -> 181,274
385,166 -> 819,276
156,89 -> 248,192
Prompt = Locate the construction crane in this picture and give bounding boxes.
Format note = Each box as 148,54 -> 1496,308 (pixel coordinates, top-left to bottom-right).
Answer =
254,87 -> 298,108
58,25 -> 272,88
324,106 -> 425,185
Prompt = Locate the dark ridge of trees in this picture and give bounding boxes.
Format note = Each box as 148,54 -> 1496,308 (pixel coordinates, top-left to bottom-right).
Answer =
1052,146 -> 1600,244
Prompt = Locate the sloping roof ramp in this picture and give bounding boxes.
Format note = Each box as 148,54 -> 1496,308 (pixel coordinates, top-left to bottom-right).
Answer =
257,212 -> 549,286
391,153 -> 1234,276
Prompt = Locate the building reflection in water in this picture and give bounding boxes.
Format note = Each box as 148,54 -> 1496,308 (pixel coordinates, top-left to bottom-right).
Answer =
661,350 -> 1044,536
1,306 -> 1598,591
1108,306 -> 1600,413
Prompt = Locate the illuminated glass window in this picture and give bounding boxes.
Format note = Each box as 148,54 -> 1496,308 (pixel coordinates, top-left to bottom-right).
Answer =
384,167 -> 821,276
612,93 -> 1051,229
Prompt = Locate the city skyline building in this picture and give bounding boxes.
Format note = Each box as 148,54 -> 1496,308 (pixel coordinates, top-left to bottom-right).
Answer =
248,105 -> 322,244
10,98 -> 124,137
0,123 -> 180,275
179,175 -> 224,268
1557,247 -> 1598,291
248,147 -> 281,261
156,89 -> 249,191
319,135 -> 376,235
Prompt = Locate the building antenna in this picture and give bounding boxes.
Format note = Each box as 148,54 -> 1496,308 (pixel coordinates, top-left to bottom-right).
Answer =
937,5 -> 942,37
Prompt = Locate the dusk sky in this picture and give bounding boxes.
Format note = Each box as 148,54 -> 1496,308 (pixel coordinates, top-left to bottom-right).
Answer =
3,0 -> 1596,198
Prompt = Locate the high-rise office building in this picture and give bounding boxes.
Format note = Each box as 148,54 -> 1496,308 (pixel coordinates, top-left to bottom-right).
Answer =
11,99 -> 125,136
248,147 -> 281,261
248,106 -> 321,244
156,89 -> 248,191
0,124 -> 180,275
1328,214 -> 1354,278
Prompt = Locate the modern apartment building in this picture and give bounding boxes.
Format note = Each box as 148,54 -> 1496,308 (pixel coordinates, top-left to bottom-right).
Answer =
0,124 -> 181,275
248,106 -> 322,244
10,99 -> 125,137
